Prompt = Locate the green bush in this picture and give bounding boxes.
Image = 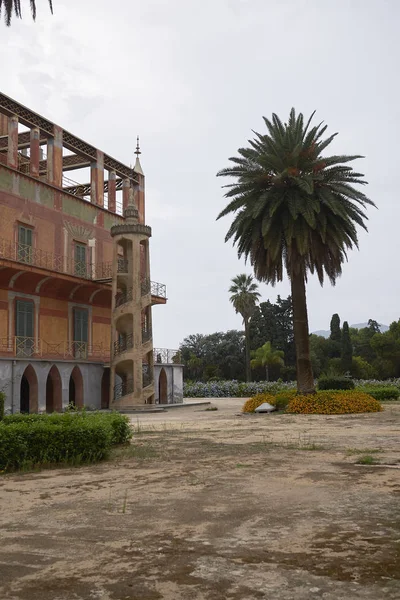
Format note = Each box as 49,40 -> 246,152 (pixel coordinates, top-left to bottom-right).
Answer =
0,419 -> 112,472
318,376 -> 355,391
0,411 -> 133,472
0,392 -> 4,421
358,386 -> 399,401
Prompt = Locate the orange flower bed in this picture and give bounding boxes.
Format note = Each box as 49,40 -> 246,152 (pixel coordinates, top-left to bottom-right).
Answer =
287,391 -> 382,415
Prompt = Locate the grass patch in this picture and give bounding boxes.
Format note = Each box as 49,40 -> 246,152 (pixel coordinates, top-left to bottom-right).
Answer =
110,443 -> 158,461
346,447 -> 383,456
205,406 -> 218,411
356,454 -> 380,465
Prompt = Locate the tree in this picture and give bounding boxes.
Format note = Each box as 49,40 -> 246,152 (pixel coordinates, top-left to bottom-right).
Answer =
341,321 -> 353,374
250,342 -> 284,381
229,274 -> 260,382
1,0 -> 53,26
328,313 -> 341,358
249,295 -> 295,367
217,108 -> 374,394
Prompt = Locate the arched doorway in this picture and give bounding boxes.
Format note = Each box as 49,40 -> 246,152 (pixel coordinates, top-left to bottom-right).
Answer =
20,364 -> 38,413
101,369 -> 110,409
46,365 -> 62,413
69,366 -> 84,409
158,368 -> 168,404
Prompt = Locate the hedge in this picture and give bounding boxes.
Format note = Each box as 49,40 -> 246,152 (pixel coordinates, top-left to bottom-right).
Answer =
0,411 -> 133,472
358,386 -> 399,401
318,377 -> 355,391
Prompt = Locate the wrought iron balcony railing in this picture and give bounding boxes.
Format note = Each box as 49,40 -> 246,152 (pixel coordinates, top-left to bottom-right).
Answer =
114,378 -> 134,400
115,288 -> 133,308
0,241 -> 167,298
151,281 -> 167,299
141,277 -> 151,296
142,327 -> 152,344
0,337 -> 109,361
153,348 -> 182,364
114,333 -> 134,356
142,365 -> 153,388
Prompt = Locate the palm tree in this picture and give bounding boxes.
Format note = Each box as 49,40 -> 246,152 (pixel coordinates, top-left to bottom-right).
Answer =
1,0 -> 53,26
250,342 -> 284,382
229,273 -> 260,382
218,109 -> 374,394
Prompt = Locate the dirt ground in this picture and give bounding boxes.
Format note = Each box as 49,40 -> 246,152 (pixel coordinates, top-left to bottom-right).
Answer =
1,399 -> 400,600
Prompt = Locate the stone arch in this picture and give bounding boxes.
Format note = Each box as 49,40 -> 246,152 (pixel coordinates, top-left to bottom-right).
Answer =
46,365 -> 62,413
69,365 -> 84,409
101,369 -> 110,409
159,368 -> 168,404
20,364 -> 38,413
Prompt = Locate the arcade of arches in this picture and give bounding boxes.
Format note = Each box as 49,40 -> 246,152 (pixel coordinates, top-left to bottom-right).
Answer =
19,364 -> 86,413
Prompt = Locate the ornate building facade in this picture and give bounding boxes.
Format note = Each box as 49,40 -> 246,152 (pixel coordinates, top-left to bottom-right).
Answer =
0,93 -> 182,413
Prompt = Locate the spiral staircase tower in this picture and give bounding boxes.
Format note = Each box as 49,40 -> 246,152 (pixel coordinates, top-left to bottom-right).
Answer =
109,193 -> 154,408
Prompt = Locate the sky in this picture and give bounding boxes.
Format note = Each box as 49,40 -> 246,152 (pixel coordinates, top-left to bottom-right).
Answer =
1,0 -> 400,348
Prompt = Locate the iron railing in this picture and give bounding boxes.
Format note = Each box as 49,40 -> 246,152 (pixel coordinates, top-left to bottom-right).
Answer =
142,327 -> 152,344
151,281 -> 167,299
115,288 -> 133,308
114,333 -> 134,356
153,348 -> 182,364
142,366 -> 153,388
114,378 -> 134,400
141,277 -> 151,296
0,242 -> 167,297
0,337 -> 108,361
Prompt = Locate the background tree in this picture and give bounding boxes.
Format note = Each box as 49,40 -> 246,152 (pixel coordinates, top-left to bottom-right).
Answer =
329,313 -> 341,358
229,274 -> 260,382
217,108 -> 374,393
1,0 -> 53,26
341,321 -> 353,373
250,295 -> 295,367
250,342 -> 284,381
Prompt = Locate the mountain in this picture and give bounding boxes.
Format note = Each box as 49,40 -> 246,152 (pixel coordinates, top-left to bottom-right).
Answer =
312,323 -> 389,338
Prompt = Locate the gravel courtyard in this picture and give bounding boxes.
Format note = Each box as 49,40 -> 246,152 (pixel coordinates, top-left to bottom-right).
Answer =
0,399 -> 399,600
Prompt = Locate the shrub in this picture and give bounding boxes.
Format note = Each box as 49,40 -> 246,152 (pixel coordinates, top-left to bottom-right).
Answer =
0,392 -> 4,421
242,393 -> 276,413
184,380 -> 296,398
2,411 -> 132,444
358,386 -> 399,401
318,376 -> 355,391
287,391 -> 381,415
0,419 -> 112,472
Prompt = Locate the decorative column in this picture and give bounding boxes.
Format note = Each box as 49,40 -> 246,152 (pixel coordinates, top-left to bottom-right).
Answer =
7,115 -> 18,170
47,125 -> 63,187
30,128 -> 40,178
91,150 -> 104,207
133,136 -> 145,224
108,170 -> 116,213
109,193 -> 154,409
0,113 -> 8,136
122,178 -> 130,212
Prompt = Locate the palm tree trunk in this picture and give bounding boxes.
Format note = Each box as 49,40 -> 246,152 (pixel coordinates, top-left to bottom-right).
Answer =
265,365 -> 269,381
290,269 -> 315,394
244,318 -> 251,382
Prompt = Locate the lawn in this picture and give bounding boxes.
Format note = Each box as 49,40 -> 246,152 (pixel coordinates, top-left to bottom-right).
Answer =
0,399 -> 399,599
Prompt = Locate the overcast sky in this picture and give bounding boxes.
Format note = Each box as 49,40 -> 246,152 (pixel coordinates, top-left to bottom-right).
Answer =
2,0 -> 399,348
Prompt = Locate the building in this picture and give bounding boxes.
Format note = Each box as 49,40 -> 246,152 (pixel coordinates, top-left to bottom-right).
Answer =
0,92 -> 183,413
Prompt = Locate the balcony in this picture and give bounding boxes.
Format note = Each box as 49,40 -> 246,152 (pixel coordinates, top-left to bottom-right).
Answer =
0,241 -> 167,303
142,327 -> 152,344
153,348 -> 182,364
115,288 -> 133,308
0,337 -> 109,362
113,333 -> 134,357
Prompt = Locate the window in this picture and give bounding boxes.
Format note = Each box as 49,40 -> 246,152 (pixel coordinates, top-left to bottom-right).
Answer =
73,308 -> 88,358
74,243 -> 87,277
15,299 -> 34,356
18,225 -> 33,264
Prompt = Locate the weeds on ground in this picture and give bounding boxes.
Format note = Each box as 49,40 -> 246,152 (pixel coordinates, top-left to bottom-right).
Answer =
205,406 -> 218,411
356,454 -> 380,465
346,448 -> 383,456
110,443 -> 158,461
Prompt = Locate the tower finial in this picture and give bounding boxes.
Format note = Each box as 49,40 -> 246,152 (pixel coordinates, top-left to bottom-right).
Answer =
135,135 -> 141,156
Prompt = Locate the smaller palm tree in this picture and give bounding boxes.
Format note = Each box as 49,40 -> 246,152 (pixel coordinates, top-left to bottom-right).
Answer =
1,0 -> 53,26
229,274 -> 260,382
250,342 -> 284,381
